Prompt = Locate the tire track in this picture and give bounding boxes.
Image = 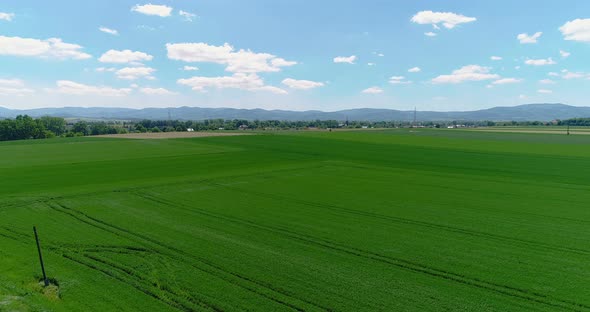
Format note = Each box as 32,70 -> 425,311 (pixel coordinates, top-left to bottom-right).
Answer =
135,191 -> 590,311
217,184 -> 590,257
62,253 -> 217,312
46,201 -> 329,312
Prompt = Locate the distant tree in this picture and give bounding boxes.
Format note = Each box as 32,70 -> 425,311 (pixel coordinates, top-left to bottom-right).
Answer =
39,116 -> 66,135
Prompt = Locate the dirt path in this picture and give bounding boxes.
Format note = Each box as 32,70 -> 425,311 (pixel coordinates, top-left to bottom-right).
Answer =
93,132 -> 253,139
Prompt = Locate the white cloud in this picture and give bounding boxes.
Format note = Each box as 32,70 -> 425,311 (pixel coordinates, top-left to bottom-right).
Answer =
271,58 -> 297,67
177,73 -> 287,94
367,62 -> 376,66
52,80 -> 132,96
166,42 -> 297,73
492,78 -> 522,85
333,55 -> 357,64
525,58 -> 556,66
282,78 -> 324,90
539,79 -> 556,84
432,65 -> 500,84
515,66 -> 521,70
99,27 -> 119,35
98,49 -> 153,64
517,32 -> 542,44
538,89 -> 553,94
424,32 -> 437,37
411,11 -> 476,29
0,12 -> 15,21
115,67 -> 156,80
548,72 -> 560,77
137,25 -> 156,31
562,71 -> 586,79
179,10 -> 196,22
0,79 -> 34,96
490,56 -> 502,61
140,87 -> 176,95
361,87 -> 383,94
131,4 -> 173,17
519,94 -> 528,99
96,67 -> 116,72
559,50 -> 571,58
182,65 -> 199,71
560,19 -> 590,42
408,67 -> 421,73
389,76 -> 412,84
0,36 -> 91,60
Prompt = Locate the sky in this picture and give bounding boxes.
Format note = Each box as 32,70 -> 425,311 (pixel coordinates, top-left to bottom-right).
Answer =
1,0 -> 590,112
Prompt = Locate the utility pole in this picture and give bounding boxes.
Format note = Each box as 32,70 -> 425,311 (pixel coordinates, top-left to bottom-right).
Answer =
413,107 -> 417,128
567,124 -> 570,135
33,226 -> 49,287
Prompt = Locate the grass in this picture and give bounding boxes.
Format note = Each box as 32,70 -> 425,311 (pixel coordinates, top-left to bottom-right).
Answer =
1,129 -> 590,311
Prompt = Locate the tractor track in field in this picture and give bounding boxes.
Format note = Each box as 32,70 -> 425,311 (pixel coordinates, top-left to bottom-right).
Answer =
45,202 -> 223,312
135,190 -> 590,311
62,253 -> 216,312
216,185 -> 590,258
45,201 -> 331,312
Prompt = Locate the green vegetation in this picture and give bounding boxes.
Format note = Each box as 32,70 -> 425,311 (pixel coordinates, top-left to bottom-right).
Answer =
1,129 -> 590,311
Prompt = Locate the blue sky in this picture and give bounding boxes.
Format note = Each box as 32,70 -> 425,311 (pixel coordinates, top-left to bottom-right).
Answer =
1,0 -> 590,111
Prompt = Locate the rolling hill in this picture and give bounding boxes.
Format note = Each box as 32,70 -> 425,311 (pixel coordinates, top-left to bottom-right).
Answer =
1,103 -> 589,121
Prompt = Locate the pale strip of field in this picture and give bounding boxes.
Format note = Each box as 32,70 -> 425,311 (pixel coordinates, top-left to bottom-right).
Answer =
468,128 -> 590,135
93,132 -> 253,139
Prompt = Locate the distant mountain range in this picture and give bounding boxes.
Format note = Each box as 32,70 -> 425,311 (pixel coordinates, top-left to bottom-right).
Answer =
1,103 -> 589,122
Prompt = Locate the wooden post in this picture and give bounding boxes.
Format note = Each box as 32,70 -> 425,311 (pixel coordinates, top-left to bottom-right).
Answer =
33,226 -> 49,287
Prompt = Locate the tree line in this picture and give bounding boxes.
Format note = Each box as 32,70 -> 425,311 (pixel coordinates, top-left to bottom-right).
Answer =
0,115 -> 586,142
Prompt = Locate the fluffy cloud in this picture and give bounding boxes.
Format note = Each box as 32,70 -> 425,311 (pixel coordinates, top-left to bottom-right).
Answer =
560,50 -> 571,58
115,67 -> 156,80
411,11 -> 476,29
98,49 -> 153,64
182,65 -> 199,71
0,36 -> 91,60
539,79 -> 556,84
361,87 -> 383,94
131,4 -> 173,17
560,19 -> 590,42
562,71 -> 587,79
179,10 -> 196,22
281,78 -> 324,90
492,78 -> 522,85
140,87 -> 176,95
408,67 -> 421,73
517,32 -> 542,44
166,42 -> 297,73
0,12 -> 14,21
389,76 -> 411,84
333,55 -> 357,64
431,65 -> 500,84
490,56 -> 502,61
367,62 -> 376,66
538,89 -> 553,94
177,73 -> 287,94
96,67 -> 116,72
424,32 -> 437,37
0,79 -> 34,96
52,80 -> 131,96
99,27 -> 119,35
524,58 -> 556,66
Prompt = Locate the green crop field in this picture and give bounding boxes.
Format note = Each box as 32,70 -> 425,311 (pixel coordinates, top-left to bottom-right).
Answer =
2,129 -> 590,311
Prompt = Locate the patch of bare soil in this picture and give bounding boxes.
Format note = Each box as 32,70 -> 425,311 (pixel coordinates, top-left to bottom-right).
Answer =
93,132 -> 253,139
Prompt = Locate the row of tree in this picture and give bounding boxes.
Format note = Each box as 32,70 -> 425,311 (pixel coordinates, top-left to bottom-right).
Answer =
0,115 -> 586,142
0,116 -> 66,141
